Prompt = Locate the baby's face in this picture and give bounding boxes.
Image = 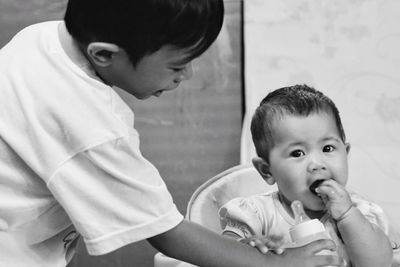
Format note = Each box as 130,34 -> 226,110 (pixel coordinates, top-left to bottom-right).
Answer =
267,112 -> 350,212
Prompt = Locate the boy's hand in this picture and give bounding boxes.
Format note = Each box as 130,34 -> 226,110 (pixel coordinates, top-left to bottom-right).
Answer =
238,234 -> 285,254
272,239 -> 346,267
314,179 -> 353,220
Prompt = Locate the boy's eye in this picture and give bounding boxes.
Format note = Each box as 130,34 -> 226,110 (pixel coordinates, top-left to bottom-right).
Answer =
171,67 -> 184,72
290,150 -> 305,158
170,65 -> 186,72
323,145 -> 335,152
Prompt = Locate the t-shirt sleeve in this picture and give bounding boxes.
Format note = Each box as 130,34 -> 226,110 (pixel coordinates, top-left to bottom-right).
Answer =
46,133 -> 183,255
218,197 -> 265,238
351,193 -> 390,234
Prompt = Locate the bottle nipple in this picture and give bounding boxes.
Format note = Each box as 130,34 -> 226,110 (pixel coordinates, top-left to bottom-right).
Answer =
289,200 -> 327,245
291,200 -> 311,224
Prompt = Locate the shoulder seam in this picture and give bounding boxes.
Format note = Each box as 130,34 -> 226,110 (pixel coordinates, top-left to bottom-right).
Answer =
46,135 -> 126,186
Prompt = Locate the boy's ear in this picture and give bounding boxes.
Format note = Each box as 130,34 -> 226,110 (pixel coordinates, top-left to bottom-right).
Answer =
345,142 -> 351,154
252,157 -> 275,185
86,42 -> 120,67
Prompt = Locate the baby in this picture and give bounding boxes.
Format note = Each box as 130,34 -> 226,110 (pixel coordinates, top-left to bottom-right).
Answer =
219,84 -> 394,267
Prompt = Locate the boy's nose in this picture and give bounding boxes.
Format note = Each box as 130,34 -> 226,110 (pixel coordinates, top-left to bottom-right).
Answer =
174,63 -> 193,83
182,63 -> 193,80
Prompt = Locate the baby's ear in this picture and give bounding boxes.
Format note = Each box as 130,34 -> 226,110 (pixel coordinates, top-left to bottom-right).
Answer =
345,142 -> 351,154
252,157 -> 275,185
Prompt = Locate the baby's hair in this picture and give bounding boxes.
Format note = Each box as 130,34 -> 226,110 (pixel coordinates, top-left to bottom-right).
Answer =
64,0 -> 224,66
251,84 -> 346,161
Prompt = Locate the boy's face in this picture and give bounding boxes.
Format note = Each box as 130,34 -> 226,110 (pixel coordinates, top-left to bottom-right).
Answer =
267,112 -> 350,212
102,45 -> 193,99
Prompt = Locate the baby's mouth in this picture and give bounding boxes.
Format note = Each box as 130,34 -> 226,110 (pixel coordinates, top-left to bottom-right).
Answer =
309,179 -> 325,195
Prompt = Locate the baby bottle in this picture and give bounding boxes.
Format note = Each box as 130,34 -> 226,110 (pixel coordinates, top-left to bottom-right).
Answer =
289,200 -> 329,247
287,200 -> 340,266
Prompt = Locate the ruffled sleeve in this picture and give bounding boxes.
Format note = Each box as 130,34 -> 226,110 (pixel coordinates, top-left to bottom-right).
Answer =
218,197 -> 265,238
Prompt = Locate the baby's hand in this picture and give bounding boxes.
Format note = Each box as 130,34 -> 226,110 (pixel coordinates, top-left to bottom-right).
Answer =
314,179 -> 353,220
238,235 -> 285,254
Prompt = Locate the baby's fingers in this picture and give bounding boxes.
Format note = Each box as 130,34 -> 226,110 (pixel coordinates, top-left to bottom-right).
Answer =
249,239 -> 269,254
264,235 -> 285,254
315,180 -> 348,201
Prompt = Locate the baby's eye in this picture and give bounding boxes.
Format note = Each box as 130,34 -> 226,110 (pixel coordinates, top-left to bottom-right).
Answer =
290,150 -> 305,158
323,145 -> 335,152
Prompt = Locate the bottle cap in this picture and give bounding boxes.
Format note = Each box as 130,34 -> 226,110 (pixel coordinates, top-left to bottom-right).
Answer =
290,218 -> 326,241
289,200 -> 326,242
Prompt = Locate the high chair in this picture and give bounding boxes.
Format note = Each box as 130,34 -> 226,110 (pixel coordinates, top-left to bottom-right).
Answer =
153,164 -> 277,267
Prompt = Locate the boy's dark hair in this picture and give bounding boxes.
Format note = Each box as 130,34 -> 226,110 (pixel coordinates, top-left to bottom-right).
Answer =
251,84 -> 346,161
64,0 -> 224,66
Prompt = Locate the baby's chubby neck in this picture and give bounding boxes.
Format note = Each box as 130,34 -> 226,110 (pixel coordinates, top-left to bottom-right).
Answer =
278,192 -> 326,221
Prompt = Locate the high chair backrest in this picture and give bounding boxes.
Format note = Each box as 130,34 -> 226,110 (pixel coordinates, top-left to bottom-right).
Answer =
154,165 -> 276,267
185,164 -> 277,233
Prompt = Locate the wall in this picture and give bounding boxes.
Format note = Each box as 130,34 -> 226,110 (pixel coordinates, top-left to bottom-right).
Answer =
241,0 -> 400,230
0,0 -> 243,266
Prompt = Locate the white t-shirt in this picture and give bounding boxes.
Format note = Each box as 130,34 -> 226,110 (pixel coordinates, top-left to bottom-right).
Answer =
0,21 -> 183,267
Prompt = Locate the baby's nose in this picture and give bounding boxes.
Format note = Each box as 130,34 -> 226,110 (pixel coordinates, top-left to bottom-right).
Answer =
307,155 -> 327,172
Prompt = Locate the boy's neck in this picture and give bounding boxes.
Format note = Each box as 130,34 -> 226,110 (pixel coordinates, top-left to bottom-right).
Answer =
57,22 -> 103,82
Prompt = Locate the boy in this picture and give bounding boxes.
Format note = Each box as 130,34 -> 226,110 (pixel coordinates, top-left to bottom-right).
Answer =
0,1 -> 341,266
219,84 -> 394,266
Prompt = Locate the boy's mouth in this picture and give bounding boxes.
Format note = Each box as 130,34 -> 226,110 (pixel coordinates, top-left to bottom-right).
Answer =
309,179 -> 325,195
153,90 -> 164,97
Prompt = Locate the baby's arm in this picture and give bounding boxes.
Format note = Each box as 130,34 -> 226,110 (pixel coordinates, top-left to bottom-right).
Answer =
316,180 -> 393,267
336,207 -> 393,267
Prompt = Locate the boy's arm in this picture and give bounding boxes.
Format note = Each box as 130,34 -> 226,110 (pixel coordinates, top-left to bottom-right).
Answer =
222,231 -> 285,255
336,207 -> 393,267
148,219 -> 344,267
